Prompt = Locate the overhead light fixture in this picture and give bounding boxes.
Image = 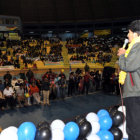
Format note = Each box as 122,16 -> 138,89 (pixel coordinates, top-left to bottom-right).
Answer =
122,28 -> 126,30
65,31 -> 70,33
48,31 -> 53,33
84,30 -> 88,32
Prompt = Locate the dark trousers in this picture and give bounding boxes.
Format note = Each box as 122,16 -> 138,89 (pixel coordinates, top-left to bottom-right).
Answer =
59,87 -> 65,99
0,99 -> 6,108
84,82 -> 89,95
68,85 -> 74,96
124,97 -> 140,140
5,96 -> 15,108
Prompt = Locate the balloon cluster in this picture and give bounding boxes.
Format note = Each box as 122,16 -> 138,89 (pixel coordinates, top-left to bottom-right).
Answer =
0,106 -> 127,140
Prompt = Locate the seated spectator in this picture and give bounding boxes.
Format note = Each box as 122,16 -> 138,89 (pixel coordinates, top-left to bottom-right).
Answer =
29,82 -> 41,104
3,85 -> 15,109
0,91 -> 6,110
15,79 -> 23,91
16,84 -> 25,107
11,77 -> 17,90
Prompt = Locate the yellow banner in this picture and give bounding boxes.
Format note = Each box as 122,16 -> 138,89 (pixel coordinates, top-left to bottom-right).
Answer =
94,29 -> 111,36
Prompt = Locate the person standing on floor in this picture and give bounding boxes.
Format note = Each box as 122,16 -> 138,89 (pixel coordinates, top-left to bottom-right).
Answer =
68,73 -> 75,96
83,72 -> 91,95
42,78 -> 50,106
118,20 -> 140,140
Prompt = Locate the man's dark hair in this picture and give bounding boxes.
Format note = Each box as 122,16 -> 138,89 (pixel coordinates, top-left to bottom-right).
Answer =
128,20 -> 140,35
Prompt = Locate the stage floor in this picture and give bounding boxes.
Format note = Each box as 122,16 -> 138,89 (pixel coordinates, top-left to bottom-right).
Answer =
0,91 -> 121,129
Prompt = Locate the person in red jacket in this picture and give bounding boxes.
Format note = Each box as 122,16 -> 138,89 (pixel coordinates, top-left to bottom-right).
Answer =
29,82 -> 41,104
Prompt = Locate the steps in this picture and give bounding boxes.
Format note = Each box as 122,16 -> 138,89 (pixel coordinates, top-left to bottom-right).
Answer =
61,42 -> 70,68
35,61 -> 45,69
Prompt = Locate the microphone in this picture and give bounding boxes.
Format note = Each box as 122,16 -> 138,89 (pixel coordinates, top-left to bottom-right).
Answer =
122,39 -> 129,49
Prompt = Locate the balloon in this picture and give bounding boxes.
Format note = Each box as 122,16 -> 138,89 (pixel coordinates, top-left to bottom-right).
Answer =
75,115 -> 86,125
99,116 -> 112,130
112,111 -> 124,127
52,129 -> 64,140
25,93 -> 30,98
110,127 -> 123,140
108,107 -> 118,117
97,131 -> 103,138
77,138 -> 87,140
0,126 -> 18,140
17,122 -> 36,140
118,106 -> 128,139
118,122 -> 128,139
90,121 -> 100,134
51,119 -> 65,131
87,134 -> 100,140
86,112 -> 99,123
100,130 -> 114,140
3,126 -> 17,133
118,106 -> 126,116
97,109 -> 110,118
37,121 -> 50,129
35,127 -> 52,140
78,121 -> 92,139
64,122 -> 79,140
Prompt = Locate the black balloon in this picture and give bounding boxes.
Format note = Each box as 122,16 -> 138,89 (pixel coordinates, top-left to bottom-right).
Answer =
109,106 -> 118,117
75,115 -> 86,125
78,121 -> 92,139
110,127 -> 123,140
77,138 -> 87,140
37,121 -> 50,129
112,111 -> 125,127
35,127 -> 52,140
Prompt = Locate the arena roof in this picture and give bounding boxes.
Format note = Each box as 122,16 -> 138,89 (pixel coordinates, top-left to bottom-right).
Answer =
0,0 -> 140,24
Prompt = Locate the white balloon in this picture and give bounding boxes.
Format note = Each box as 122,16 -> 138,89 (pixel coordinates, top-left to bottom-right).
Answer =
119,122 -> 128,139
86,112 -> 99,123
87,134 -> 100,140
51,119 -> 65,131
118,106 -> 128,139
52,129 -> 64,140
118,106 -> 126,116
90,121 -> 100,134
6,126 -> 18,133
0,127 -> 18,140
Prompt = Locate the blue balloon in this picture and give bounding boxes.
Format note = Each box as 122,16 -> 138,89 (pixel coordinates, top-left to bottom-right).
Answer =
97,131 -> 103,138
100,130 -> 114,140
64,122 -> 79,140
97,109 -> 110,118
99,116 -> 113,130
18,122 -> 36,140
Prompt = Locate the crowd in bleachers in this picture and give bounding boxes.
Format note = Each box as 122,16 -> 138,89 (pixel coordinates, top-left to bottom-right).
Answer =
66,35 -> 125,64
0,38 -> 63,68
0,66 -> 120,111
0,35 -> 126,68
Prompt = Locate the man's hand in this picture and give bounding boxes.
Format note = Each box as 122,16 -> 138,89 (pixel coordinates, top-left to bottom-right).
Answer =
117,48 -> 126,56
